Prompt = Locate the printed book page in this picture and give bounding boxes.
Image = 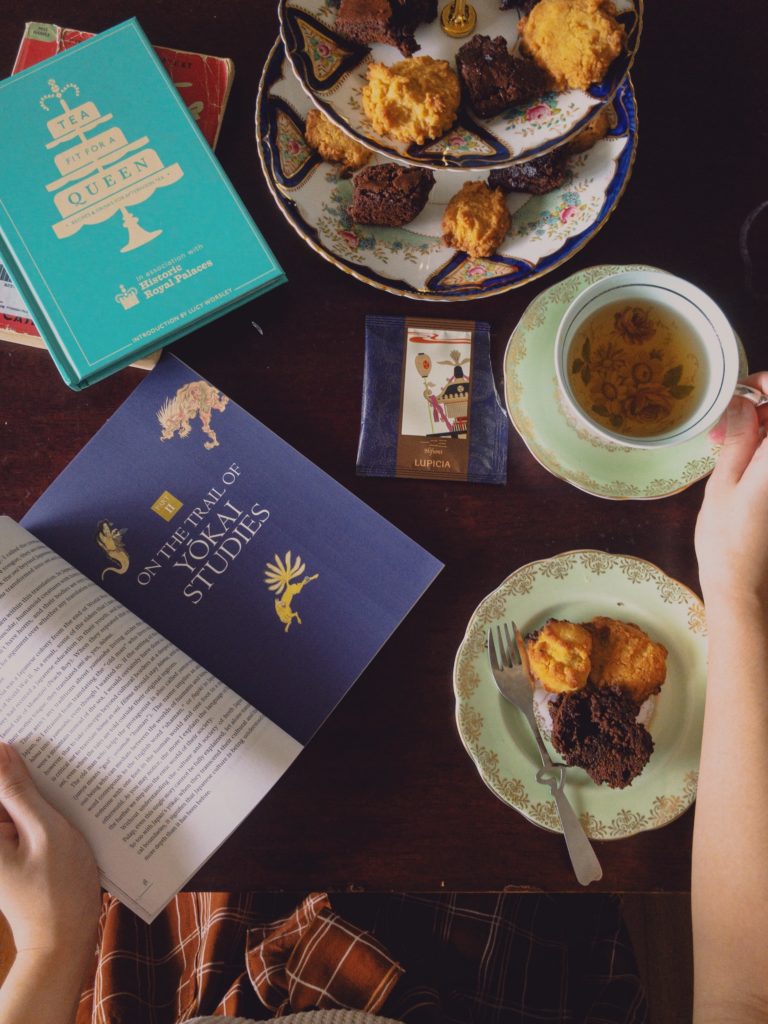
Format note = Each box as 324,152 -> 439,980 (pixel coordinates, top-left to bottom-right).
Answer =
0,516 -> 301,923
0,262 -> 38,341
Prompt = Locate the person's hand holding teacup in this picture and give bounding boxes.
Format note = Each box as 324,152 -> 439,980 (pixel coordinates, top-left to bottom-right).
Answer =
696,371 -> 768,607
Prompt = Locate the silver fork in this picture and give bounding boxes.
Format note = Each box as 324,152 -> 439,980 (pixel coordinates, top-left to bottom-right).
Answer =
488,621 -> 603,886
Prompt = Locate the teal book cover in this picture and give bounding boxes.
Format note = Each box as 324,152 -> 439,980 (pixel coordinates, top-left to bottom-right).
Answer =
0,18 -> 286,389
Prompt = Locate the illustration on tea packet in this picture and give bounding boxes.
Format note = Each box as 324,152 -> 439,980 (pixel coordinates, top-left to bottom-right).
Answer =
357,315 -> 508,484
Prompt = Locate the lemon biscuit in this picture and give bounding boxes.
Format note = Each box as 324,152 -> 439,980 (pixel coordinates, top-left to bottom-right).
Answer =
362,56 -> 460,145
567,105 -> 614,154
304,109 -> 371,172
526,619 -> 593,694
441,181 -> 511,258
519,0 -> 625,91
589,616 -> 668,705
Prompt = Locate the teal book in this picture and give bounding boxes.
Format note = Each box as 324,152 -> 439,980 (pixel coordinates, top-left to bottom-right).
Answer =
0,18 -> 285,389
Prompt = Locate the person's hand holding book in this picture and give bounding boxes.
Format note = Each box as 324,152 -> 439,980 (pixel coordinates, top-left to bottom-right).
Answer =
0,741 -> 100,1024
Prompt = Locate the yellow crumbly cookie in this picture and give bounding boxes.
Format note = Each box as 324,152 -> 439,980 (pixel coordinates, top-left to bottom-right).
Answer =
362,56 -> 460,145
519,0 -> 626,92
567,105 -> 614,154
441,182 -> 510,258
589,616 -> 668,705
304,109 -> 371,172
526,619 -> 593,694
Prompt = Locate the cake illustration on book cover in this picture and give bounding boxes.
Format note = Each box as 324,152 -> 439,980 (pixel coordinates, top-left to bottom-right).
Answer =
0,18 -> 285,389
22,353 -> 443,746
42,76 -> 184,252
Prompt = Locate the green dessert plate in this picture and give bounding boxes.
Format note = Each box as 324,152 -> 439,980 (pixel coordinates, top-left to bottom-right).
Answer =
453,550 -> 706,839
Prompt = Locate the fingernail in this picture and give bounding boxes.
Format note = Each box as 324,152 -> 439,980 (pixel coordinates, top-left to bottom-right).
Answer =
0,743 -> 11,766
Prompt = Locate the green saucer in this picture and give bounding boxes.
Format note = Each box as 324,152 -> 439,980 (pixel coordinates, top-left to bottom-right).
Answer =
504,264 -> 748,499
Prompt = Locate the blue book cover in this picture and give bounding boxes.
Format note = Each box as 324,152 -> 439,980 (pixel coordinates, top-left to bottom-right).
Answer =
21,354 -> 442,746
0,19 -> 285,389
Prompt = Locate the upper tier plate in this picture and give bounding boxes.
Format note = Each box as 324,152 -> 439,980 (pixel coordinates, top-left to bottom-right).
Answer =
256,42 -> 637,300
278,0 -> 642,170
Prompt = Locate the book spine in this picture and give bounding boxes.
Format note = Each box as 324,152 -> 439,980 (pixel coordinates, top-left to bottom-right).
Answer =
2,24 -> 60,342
0,226 -> 78,387
11,22 -> 60,74
0,320 -> 45,345
0,263 -> 38,340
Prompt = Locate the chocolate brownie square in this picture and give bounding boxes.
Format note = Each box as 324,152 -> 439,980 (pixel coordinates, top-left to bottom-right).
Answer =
488,149 -> 568,194
335,0 -> 437,57
456,35 -> 549,118
551,685 -> 653,789
499,0 -> 538,12
349,163 -> 435,226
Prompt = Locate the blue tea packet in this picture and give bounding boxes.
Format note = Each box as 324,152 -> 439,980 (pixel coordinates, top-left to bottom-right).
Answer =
357,315 -> 508,484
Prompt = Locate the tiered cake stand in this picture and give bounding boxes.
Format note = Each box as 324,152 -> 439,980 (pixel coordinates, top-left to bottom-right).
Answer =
256,0 -> 642,299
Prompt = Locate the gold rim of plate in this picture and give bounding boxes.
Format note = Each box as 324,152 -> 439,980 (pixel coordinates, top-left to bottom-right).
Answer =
452,549 -> 707,840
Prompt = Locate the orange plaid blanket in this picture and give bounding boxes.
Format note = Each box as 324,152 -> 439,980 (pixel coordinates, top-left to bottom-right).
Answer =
76,892 -> 647,1023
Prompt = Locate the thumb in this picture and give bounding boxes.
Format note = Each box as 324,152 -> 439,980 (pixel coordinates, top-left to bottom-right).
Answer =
711,397 -> 760,484
0,743 -> 48,841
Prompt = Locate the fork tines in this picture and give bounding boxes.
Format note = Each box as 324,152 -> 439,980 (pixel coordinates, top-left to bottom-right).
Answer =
488,620 -> 521,670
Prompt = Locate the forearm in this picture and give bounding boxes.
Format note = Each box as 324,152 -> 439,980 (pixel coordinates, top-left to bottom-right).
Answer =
692,595 -> 768,1020
0,945 -> 92,1024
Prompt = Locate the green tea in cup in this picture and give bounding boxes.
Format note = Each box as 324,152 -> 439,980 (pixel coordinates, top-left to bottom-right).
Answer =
554,270 -> 739,450
566,298 -> 706,439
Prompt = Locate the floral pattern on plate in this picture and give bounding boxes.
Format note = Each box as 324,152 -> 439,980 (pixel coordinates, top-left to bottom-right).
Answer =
278,0 -> 641,169
256,42 -> 638,300
453,551 -> 707,839
503,265 -> 750,497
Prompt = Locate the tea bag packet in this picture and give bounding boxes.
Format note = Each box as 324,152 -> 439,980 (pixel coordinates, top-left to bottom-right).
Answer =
357,315 -> 508,483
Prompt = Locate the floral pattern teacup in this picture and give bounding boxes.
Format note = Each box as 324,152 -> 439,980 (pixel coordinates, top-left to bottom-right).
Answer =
553,270 -> 741,450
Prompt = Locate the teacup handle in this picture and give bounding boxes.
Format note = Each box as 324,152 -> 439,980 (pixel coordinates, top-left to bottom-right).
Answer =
735,384 -> 768,407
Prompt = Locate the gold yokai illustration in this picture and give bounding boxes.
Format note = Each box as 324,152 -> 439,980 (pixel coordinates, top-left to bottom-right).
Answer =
96,520 -> 129,580
264,552 -> 318,633
156,381 -> 229,450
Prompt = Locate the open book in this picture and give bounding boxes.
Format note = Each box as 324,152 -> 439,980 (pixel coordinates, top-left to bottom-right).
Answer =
0,355 -> 442,922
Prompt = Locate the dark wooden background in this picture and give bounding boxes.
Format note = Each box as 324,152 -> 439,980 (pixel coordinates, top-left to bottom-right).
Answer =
1,0 -> 766,893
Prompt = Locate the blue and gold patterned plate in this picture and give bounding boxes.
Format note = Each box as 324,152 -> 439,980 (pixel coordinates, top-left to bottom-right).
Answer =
504,265 -> 749,497
453,551 -> 707,839
278,0 -> 641,170
256,41 -> 637,300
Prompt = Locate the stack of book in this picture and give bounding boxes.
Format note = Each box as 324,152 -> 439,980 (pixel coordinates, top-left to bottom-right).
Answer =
0,18 -> 285,388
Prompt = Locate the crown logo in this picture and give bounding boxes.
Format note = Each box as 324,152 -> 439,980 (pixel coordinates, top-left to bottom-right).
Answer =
39,78 -> 80,111
115,283 -> 139,310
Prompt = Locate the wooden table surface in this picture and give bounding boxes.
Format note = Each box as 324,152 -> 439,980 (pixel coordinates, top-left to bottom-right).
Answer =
1,0 -> 766,894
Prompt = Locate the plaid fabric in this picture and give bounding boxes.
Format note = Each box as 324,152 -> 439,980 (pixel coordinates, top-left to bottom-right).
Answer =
76,893 -> 647,1024
246,895 -> 403,1015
